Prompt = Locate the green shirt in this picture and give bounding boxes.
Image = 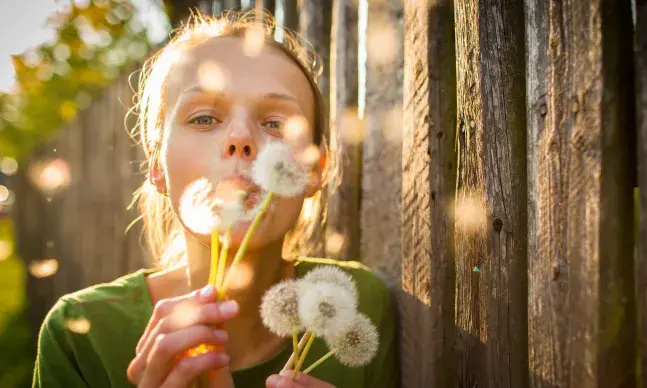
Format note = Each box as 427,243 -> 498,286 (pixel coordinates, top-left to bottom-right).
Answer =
32,258 -> 399,387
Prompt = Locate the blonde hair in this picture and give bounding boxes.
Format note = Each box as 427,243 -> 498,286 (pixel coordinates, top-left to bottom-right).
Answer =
129,10 -> 338,267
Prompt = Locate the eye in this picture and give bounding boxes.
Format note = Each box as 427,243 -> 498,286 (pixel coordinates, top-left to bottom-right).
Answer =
188,114 -> 221,127
261,119 -> 284,135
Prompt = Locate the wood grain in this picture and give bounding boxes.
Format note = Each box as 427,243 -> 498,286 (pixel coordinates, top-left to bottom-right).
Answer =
453,0 -> 528,386
326,0 -> 360,262
525,0 -> 636,386
298,0 -> 332,257
360,0 -> 403,287
635,0 -> 647,385
13,72 -> 148,329
401,1 -> 456,387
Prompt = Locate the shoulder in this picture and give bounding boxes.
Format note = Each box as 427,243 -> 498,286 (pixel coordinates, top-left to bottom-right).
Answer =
39,268 -> 155,350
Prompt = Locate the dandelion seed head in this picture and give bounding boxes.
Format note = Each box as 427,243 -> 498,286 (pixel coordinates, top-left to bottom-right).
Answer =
252,142 -> 308,197
303,266 -> 358,301
299,282 -> 357,337
327,313 -> 379,367
179,178 -> 221,234
260,280 -> 302,336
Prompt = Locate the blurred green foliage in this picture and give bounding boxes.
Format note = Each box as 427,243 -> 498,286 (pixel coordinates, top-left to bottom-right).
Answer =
0,220 -> 31,388
0,0 -> 152,160
0,1 -> 157,386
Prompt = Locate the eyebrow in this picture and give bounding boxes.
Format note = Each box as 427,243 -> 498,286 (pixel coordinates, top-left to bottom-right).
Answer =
182,86 -> 299,103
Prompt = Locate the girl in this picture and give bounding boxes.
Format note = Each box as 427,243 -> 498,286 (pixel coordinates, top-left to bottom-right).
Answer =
33,11 -> 398,388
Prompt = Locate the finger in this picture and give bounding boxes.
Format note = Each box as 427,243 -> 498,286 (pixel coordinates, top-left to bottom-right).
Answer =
130,325 -> 227,387
135,288 -> 202,355
272,371 -> 335,388
266,374 -> 306,388
134,299 -> 239,376
158,351 -> 229,388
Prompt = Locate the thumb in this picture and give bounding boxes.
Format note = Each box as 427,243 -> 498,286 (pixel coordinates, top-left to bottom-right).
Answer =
266,371 -> 306,388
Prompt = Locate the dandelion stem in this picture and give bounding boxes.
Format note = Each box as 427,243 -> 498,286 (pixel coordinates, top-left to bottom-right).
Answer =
292,332 -> 300,362
208,230 -> 219,286
218,192 -> 273,299
302,349 -> 336,374
215,228 -> 231,288
292,333 -> 316,379
281,331 -> 311,373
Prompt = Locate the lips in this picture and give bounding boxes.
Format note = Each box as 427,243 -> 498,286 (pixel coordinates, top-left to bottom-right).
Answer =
217,174 -> 263,209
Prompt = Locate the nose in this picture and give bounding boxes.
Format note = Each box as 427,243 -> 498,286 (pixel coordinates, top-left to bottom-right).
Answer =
223,130 -> 257,161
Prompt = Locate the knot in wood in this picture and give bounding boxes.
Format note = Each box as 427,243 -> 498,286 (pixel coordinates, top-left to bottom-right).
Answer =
539,103 -> 547,117
493,218 -> 503,232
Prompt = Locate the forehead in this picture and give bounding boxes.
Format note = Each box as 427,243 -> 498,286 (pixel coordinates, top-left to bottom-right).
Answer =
166,37 -> 315,112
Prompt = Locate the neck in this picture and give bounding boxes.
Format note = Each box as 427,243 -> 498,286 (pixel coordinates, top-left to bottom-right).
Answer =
184,232 -> 294,367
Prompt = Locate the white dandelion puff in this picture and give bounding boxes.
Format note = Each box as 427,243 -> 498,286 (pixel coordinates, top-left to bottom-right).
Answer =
179,178 -> 221,234
303,266 -> 358,301
215,190 -> 246,229
260,280 -> 303,336
251,142 -> 308,197
298,282 -> 357,337
326,313 -> 379,367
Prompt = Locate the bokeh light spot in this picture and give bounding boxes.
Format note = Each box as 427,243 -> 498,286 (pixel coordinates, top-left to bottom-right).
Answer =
227,261 -> 254,291
326,232 -> 345,255
29,259 -> 59,278
383,105 -> 403,144
284,115 -> 311,150
197,61 -> 227,92
243,24 -> 265,57
0,240 -> 13,261
65,317 -> 91,334
367,23 -> 398,66
29,159 -> 72,195
0,157 -> 18,176
339,110 -> 366,145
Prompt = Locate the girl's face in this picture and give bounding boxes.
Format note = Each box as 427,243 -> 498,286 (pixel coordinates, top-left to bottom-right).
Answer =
155,36 -> 320,249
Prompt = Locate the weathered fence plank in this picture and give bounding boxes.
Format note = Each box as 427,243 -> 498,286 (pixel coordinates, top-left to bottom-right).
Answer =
326,0 -> 360,262
298,0 -> 331,256
13,73 -> 147,330
636,0 -> 647,384
401,1 -> 456,387
281,0 -> 298,32
525,0 -> 636,386
453,0 -> 528,386
360,0 -> 403,286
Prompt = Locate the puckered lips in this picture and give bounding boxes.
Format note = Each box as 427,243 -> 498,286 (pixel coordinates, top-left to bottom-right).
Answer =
215,174 -> 263,210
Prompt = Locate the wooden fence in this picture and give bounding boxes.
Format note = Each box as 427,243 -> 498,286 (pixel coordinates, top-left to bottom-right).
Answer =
13,0 -> 647,387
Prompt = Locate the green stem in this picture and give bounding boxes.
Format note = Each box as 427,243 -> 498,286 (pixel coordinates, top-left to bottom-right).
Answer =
208,231 -> 219,286
281,332 -> 311,373
292,332 -> 300,363
218,192 -> 273,299
291,333 -> 316,379
302,349 -> 336,374
215,228 -> 231,288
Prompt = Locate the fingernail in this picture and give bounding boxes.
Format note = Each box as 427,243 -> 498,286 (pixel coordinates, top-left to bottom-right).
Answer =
200,285 -> 216,301
219,300 -> 239,316
213,329 -> 228,342
267,375 -> 284,387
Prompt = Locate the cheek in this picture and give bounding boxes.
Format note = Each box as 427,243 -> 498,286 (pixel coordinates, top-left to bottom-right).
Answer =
271,196 -> 306,230
162,129 -> 231,206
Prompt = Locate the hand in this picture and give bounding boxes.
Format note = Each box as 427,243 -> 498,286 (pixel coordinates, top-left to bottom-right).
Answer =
127,285 -> 239,388
266,371 -> 336,388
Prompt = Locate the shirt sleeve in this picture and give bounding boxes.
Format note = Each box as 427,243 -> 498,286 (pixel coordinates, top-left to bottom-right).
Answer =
32,300 -> 90,388
366,277 -> 400,388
